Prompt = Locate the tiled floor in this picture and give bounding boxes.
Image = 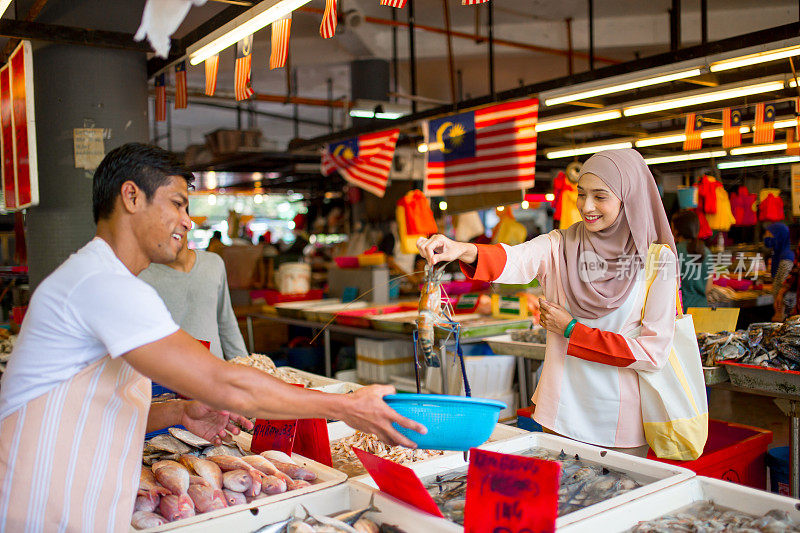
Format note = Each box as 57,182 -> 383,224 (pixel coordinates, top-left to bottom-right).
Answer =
709,388 -> 789,449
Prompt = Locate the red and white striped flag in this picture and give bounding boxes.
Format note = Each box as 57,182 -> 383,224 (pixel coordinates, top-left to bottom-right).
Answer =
753,102 -> 776,144
270,14 -> 291,70
380,0 -> 407,7
462,0 -> 489,4
154,73 -> 166,122
205,54 -> 219,96
321,129 -> 400,198
683,112 -> 702,151
423,98 -> 538,196
174,61 -> 187,109
234,35 -> 255,101
722,108 -> 742,149
320,0 -> 337,38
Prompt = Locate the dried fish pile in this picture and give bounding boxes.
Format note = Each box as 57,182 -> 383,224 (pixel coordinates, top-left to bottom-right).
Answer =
258,497 -> 410,533
331,431 -> 445,477
699,316 -> 800,371
628,501 -> 800,532
231,353 -> 314,386
509,328 -> 547,344
425,448 -> 641,525
0,331 -> 16,375
134,429 -> 319,529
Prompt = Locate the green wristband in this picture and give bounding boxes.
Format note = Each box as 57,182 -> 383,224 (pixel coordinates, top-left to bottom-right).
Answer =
564,319 -> 578,339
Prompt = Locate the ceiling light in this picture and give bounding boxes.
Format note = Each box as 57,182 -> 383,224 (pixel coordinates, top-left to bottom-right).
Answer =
545,193 -> 555,202
497,206 -> 505,212
0,0 -> 11,18
643,150 -> 727,165
710,45 -> 800,72
254,194 -> 263,204
535,110 -> 622,132
623,80 -> 785,116
729,143 -> 788,156
417,143 -> 429,153
438,201 -> 448,211
544,69 -> 703,106
545,141 -> 633,159
774,119 -> 799,129
521,200 -> 530,209
718,155 -> 800,168
188,0 -> 313,65
207,194 -> 217,205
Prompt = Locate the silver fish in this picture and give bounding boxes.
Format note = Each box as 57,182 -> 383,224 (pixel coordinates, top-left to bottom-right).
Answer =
333,494 -> 378,525
169,427 -> 212,448
148,434 -> 192,455
301,505 -> 359,533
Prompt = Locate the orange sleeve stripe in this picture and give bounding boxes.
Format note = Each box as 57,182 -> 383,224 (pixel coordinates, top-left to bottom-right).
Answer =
459,244 -> 507,281
566,322 -> 636,367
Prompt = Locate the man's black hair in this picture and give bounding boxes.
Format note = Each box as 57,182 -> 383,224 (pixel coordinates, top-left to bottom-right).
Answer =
92,143 -> 194,223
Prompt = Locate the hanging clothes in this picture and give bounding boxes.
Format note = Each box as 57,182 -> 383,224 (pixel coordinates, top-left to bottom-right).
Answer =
552,171 -> 568,222
558,186 -> 582,229
730,185 -> 757,226
759,192 -> 785,222
705,184 -> 736,232
695,208 -> 713,240
696,175 -> 719,214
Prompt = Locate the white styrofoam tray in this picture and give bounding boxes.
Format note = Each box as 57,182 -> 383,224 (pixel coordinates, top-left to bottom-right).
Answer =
559,476 -> 800,532
133,454 -> 347,532
280,367 -> 362,393
357,432 -> 694,529
153,480 -> 458,532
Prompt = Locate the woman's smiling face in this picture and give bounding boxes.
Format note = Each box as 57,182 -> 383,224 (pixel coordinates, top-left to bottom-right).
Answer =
576,172 -> 623,232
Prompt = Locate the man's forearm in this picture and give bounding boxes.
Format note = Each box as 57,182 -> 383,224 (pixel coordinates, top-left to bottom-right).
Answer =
146,399 -> 185,433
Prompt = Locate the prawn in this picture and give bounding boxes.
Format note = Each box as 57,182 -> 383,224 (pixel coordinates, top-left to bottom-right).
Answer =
416,263 -> 454,367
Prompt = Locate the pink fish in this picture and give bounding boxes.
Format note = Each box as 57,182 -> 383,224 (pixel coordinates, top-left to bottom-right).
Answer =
133,492 -> 160,513
187,484 -> 227,513
180,455 -> 223,490
222,469 -> 252,493
139,467 -> 170,497
131,510 -> 168,529
241,455 -> 293,485
222,489 -> 247,506
152,460 -> 190,496
259,451 -> 317,481
159,493 -> 195,522
287,479 -> 311,491
260,474 -> 287,495
207,455 -> 263,496
189,475 -> 210,487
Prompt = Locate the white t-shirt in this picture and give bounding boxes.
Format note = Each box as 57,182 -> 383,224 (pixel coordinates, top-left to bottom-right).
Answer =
0,238 -> 179,418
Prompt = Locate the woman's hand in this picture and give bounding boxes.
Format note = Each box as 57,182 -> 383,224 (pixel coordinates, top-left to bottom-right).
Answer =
538,298 -> 574,336
416,235 -> 477,266
180,400 -> 254,446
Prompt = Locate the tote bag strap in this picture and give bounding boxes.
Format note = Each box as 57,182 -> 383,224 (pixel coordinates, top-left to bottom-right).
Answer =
641,243 -> 681,321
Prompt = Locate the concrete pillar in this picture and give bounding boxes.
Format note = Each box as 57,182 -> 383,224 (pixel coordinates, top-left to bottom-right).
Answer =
22,0 -> 149,288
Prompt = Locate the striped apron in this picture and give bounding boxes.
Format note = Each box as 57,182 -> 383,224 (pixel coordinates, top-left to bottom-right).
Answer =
0,355 -> 150,533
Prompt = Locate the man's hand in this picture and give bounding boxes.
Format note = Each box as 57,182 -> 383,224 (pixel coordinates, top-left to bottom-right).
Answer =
539,298 -> 574,336
180,400 -> 254,446
339,385 -> 427,448
416,235 -> 477,266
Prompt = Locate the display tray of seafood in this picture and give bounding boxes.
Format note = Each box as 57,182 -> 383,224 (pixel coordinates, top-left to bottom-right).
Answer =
274,299 -> 341,319
133,430 -> 346,532
558,476 -> 800,533
303,301 -> 369,323
147,481 -> 457,532
358,433 -> 693,529
230,354 -> 360,393
484,332 -> 547,360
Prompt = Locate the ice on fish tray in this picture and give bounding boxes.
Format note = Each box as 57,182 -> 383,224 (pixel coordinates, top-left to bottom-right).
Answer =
423,447 -> 642,525
628,501 -> 800,532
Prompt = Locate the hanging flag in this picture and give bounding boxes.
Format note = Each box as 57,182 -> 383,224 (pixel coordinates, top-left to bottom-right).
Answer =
683,112 -> 702,151
321,129 -> 400,197
270,14 -> 292,70
423,98 -> 538,196
174,61 -> 187,109
154,73 -> 166,122
787,98 -> 800,156
205,54 -> 219,96
379,0 -> 407,7
722,108 -> 742,149
753,102 -> 775,144
462,0 -> 490,4
320,0 -> 337,38
234,35 -> 255,101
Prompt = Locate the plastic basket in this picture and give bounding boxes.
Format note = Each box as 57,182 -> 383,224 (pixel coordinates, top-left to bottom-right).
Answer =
383,393 -> 505,451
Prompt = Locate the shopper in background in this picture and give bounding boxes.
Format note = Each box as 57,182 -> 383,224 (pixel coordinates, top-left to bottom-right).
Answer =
206,229 -> 225,255
672,209 -> 713,312
139,233 -> 248,360
418,149 -> 677,455
765,222 -> 795,322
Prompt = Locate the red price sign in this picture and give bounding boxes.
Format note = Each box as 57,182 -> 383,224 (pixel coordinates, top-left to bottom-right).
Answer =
353,447 -> 443,518
464,448 -> 560,533
293,418 -> 332,466
250,419 -> 297,454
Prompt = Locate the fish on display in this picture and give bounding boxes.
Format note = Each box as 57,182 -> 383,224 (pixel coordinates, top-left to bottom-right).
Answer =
131,510 -> 168,529
169,427 -> 213,448
628,501 -> 799,532
151,460 -> 191,496
261,450 -> 318,481
187,484 -> 227,513
159,493 -> 195,521
180,454 -> 224,489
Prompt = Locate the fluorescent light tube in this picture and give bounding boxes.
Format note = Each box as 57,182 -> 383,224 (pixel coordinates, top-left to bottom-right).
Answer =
0,0 -> 11,17
546,141 -> 633,159
729,143 -> 788,156
643,150 -> 727,165
545,69 -> 702,106
634,127 -> 750,148
535,110 -> 622,132
711,45 -> 800,72
188,0 -> 312,66
718,155 -> 800,169
623,80 -> 785,116
774,119 -> 799,129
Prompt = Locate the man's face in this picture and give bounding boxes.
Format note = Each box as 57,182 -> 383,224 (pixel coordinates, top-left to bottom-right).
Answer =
134,175 -> 191,264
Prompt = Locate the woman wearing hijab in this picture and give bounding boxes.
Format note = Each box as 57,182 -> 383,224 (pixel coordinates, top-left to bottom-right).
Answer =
765,222 -> 795,322
417,149 -> 677,454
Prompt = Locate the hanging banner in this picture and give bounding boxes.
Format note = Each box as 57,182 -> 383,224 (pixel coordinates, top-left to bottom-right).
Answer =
683,112 -> 702,151
722,108 -> 742,149
320,0 -> 337,38
204,54 -> 219,96
270,14 -> 292,70
753,102 -> 775,144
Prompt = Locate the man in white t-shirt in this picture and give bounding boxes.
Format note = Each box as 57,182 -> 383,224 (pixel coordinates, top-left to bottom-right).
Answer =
0,144 -> 424,532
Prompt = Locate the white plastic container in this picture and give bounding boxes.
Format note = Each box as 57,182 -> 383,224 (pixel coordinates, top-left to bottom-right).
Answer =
355,338 -> 415,384
426,353 -> 516,397
276,262 -> 311,294
484,388 -> 518,423
560,476 -> 800,532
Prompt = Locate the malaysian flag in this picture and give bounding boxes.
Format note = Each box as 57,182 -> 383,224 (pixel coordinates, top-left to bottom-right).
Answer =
321,129 -> 400,198
155,73 -> 166,122
205,54 -> 219,96
423,98 -> 538,196
174,61 -> 187,109
722,108 -> 742,149
753,102 -> 775,144
270,14 -> 291,70
683,112 -> 702,151
380,0 -> 407,7
320,0 -> 337,38
788,98 -> 800,156
462,0 -> 489,4
234,35 -> 255,101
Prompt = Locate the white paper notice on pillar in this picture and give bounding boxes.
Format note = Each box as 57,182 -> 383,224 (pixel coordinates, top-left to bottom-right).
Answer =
791,164 -> 800,217
0,41 -> 38,211
73,129 -> 105,170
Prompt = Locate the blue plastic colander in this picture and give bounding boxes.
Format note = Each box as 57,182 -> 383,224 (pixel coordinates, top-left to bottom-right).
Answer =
384,393 -> 506,451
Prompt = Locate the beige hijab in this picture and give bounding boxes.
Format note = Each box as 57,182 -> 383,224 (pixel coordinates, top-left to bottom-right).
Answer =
559,149 -> 676,319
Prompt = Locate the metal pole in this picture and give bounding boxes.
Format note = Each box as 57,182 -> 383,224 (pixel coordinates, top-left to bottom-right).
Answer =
166,99 -> 173,151
324,328 -> 332,377
701,0 -> 708,45
566,17 -> 574,76
487,0 -> 495,97
457,68 -> 463,101
327,77 -> 334,133
391,8 -> 398,103
246,316 -> 254,353
442,0 -> 457,104
670,0 -> 681,52
588,0 -> 594,71
791,401 -> 800,498
408,0 -> 418,113
292,67 -> 299,140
